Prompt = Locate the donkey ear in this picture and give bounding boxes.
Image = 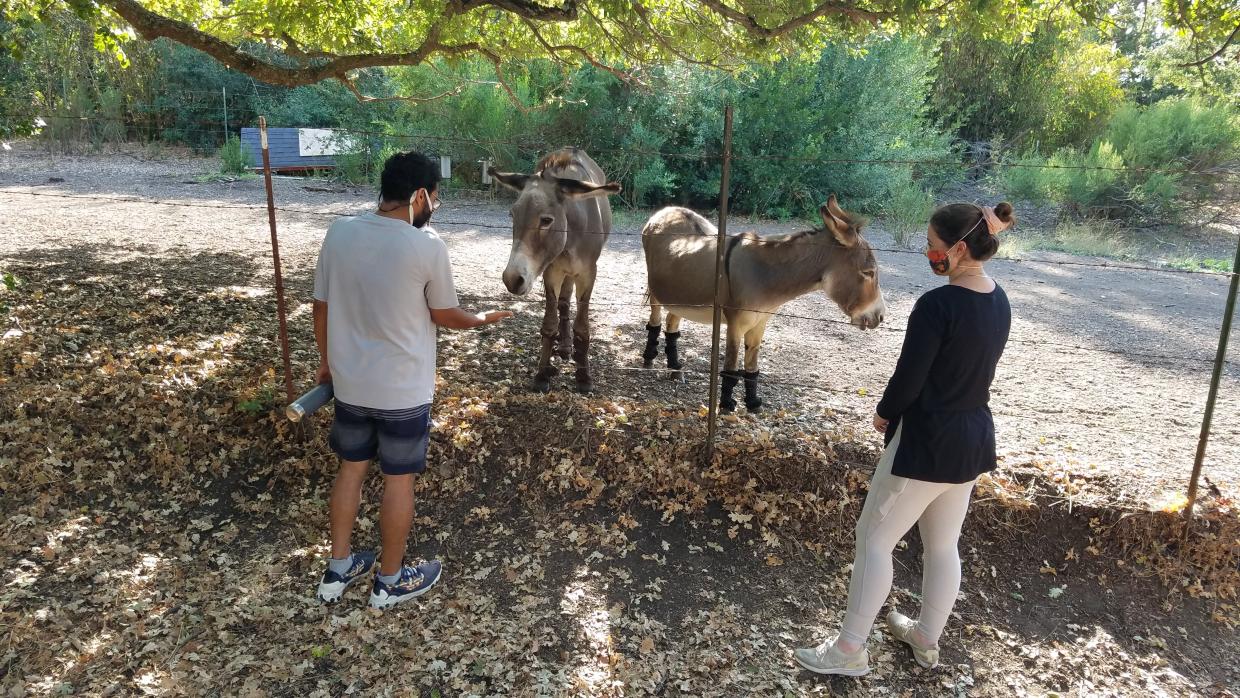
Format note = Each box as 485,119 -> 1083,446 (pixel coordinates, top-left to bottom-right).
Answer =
489,167 -> 530,192
554,177 -> 622,200
819,195 -> 856,247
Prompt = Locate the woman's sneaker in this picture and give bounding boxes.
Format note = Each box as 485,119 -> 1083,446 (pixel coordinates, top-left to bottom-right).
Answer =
793,639 -> 870,676
369,560 -> 443,609
886,610 -> 940,668
317,550 -> 378,603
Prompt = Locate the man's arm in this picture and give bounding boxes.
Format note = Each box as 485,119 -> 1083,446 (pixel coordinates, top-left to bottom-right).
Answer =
313,299 -> 331,383
430,307 -> 513,329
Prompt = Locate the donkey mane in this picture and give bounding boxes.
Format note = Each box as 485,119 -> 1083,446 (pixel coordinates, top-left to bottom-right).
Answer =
536,147 -> 583,176
735,228 -> 822,244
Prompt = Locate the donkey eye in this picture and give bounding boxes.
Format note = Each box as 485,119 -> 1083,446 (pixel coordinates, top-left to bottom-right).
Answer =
862,269 -> 876,279
539,216 -> 554,228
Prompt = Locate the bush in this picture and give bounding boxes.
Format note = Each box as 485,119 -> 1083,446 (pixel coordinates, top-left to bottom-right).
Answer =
883,180 -> 934,248
218,136 -> 250,174
933,28 -> 1126,151
1105,98 -> 1240,172
999,98 -> 1239,220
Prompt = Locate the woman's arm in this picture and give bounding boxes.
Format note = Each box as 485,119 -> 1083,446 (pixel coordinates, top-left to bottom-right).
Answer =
875,295 -> 944,420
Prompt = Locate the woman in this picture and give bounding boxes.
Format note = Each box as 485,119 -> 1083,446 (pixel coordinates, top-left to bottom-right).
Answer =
795,202 -> 1014,676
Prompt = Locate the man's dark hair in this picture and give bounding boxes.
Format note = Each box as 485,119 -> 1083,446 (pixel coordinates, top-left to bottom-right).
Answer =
379,151 -> 441,203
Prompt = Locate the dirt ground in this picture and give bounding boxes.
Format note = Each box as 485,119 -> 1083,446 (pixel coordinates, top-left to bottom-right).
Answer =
2,147 -> 1238,697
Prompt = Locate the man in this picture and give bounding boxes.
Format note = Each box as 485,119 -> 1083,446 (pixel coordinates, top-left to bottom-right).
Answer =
311,151 -> 512,609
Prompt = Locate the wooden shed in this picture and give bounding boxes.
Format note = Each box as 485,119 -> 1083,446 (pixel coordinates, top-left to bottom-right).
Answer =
239,127 -> 359,172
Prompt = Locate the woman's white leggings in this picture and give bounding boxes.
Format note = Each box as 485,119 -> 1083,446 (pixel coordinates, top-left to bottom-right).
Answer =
838,424 -> 978,647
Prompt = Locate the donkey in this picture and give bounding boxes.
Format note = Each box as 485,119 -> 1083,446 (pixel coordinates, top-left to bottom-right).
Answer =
489,148 -> 621,393
641,195 -> 886,413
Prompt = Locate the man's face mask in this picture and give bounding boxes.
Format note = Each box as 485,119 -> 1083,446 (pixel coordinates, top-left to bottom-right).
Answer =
410,188 -> 440,228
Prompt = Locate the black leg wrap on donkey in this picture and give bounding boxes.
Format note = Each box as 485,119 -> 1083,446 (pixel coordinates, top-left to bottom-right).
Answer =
720,370 -> 741,413
665,331 -> 683,370
743,370 -> 762,412
642,325 -> 660,365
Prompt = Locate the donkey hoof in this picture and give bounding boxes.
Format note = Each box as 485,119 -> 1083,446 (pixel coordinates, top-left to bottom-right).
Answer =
532,376 -> 553,393
720,401 -> 737,414
574,380 -> 594,394
745,400 -> 763,413
642,359 -> 654,369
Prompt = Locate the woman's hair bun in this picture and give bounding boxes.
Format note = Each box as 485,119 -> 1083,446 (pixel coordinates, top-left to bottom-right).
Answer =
992,202 -> 1014,224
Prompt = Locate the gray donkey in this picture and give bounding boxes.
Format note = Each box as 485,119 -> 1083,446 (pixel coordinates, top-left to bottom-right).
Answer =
489,148 -> 621,393
641,195 -> 886,412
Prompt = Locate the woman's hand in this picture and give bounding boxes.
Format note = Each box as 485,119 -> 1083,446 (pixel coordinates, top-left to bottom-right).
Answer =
873,413 -> 889,434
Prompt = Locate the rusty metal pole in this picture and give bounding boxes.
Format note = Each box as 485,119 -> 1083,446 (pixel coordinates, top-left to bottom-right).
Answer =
259,117 -> 296,407
704,105 -> 734,461
1184,224 -> 1240,522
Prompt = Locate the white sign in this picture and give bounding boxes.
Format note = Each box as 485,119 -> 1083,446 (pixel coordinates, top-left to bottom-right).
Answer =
298,129 -> 359,157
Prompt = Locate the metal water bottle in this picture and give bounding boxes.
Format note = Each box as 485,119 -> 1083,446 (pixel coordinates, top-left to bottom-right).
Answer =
286,383 -> 334,422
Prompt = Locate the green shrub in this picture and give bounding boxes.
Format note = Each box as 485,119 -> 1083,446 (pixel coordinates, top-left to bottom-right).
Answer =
1002,153 -> 1063,204
999,98 -> 1239,220
1106,98 -> 1240,171
883,180 -> 934,248
218,136 -> 250,174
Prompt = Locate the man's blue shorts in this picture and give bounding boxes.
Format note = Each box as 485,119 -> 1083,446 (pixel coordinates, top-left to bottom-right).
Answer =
329,401 -> 431,475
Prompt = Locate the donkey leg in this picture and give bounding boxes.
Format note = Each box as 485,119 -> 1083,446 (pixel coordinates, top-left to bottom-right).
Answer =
742,320 -> 770,412
571,271 -> 597,393
664,313 -> 683,372
533,270 -> 566,392
556,278 -> 574,360
643,299 -> 662,368
719,324 -> 743,413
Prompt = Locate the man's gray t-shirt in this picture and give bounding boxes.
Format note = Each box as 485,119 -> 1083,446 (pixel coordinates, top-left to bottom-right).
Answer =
312,212 -> 458,410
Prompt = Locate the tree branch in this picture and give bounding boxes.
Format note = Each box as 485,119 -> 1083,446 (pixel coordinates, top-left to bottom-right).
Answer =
454,0 -> 579,22
97,0 -> 468,86
696,0 -> 893,36
519,17 -> 644,86
581,5 -> 652,71
335,75 -> 466,104
632,1 -> 733,68
1179,21 -> 1240,67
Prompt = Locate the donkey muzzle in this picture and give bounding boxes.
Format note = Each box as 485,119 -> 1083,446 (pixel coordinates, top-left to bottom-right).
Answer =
851,293 -> 887,331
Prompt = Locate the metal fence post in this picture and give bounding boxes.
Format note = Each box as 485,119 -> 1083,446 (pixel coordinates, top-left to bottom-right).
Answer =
704,104 -> 734,461
259,116 -> 297,408
1184,222 -> 1240,522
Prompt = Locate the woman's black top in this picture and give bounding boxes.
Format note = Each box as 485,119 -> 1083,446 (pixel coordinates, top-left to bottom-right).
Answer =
876,283 -> 1011,484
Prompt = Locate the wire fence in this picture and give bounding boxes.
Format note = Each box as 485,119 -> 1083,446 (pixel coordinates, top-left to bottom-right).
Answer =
2,112 -> 1238,520
2,184 -> 1233,368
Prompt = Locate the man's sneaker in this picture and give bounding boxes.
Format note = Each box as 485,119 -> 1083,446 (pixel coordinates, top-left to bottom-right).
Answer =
317,550 -> 378,603
368,560 -> 443,609
793,639 -> 870,676
886,610 -> 940,668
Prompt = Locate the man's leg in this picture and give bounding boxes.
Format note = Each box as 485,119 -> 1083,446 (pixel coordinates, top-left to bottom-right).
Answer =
329,459 -> 370,559
378,473 -> 415,576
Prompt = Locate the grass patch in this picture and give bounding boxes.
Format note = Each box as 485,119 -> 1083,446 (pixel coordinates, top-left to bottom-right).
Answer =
195,172 -> 257,184
992,231 -> 1040,260
1166,256 -> 1234,273
1040,221 -> 1132,259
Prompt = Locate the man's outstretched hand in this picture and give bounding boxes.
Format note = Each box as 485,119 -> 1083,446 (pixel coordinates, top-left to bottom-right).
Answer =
480,310 -> 514,324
